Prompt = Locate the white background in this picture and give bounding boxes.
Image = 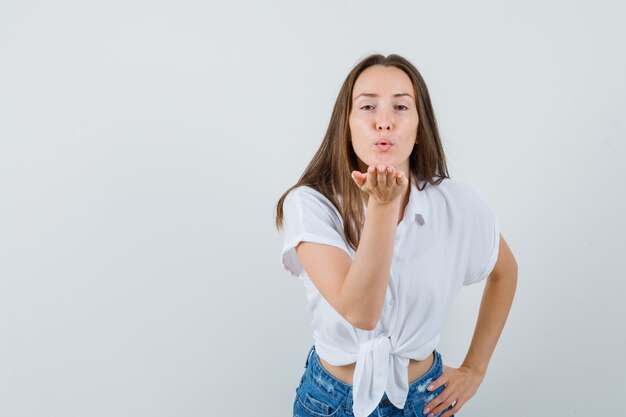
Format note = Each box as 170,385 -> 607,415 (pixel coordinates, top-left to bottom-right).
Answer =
1,0 -> 624,416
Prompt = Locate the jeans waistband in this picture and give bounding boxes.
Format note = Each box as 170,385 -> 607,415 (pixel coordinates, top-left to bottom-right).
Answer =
303,344 -> 443,403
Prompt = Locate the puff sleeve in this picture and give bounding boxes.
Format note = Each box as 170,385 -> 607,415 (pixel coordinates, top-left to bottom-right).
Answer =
280,187 -> 352,280
462,186 -> 501,286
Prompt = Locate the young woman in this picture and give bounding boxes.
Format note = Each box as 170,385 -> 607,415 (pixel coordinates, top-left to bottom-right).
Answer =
275,54 -> 518,417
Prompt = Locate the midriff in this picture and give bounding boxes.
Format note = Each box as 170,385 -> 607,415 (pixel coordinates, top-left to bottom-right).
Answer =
318,352 -> 435,386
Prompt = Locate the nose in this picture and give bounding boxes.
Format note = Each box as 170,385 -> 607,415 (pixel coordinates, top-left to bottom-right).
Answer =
376,111 -> 392,130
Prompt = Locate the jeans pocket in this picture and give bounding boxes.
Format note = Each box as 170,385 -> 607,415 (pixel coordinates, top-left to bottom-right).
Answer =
294,377 -> 344,417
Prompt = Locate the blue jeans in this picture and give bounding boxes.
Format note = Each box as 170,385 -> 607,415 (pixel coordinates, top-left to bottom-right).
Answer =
293,345 -> 456,417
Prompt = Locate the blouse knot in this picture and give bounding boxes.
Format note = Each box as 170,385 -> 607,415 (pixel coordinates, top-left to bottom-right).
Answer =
352,334 -> 409,417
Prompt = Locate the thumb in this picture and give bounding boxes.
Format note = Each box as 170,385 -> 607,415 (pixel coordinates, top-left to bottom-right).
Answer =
351,170 -> 366,187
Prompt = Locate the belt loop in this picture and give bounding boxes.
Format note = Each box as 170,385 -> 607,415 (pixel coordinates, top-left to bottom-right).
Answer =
345,385 -> 353,415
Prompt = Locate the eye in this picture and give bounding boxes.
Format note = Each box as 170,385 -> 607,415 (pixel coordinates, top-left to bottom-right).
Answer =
395,105 -> 409,110
360,105 -> 374,110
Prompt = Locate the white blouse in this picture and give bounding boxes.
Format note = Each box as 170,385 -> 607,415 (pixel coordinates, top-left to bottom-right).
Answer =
280,177 -> 500,417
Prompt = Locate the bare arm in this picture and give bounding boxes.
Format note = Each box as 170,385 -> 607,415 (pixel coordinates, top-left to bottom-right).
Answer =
419,236 -> 518,417
295,165 -> 408,330
462,233 -> 518,375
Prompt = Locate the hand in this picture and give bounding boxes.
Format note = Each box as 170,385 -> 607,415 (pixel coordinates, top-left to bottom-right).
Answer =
351,164 -> 408,206
421,364 -> 485,417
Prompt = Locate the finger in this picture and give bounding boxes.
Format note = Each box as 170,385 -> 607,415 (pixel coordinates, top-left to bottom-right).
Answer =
366,165 -> 377,189
440,400 -> 462,417
423,383 -> 447,414
370,165 -> 381,188
427,374 -> 447,392
351,170 -> 366,187
394,170 -> 405,186
422,379 -> 448,416
376,164 -> 386,187
385,166 -> 395,187
425,389 -> 456,417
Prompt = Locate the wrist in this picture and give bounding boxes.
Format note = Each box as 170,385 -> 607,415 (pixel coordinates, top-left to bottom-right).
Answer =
366,198 -> 402,211
461,362 -> 487,378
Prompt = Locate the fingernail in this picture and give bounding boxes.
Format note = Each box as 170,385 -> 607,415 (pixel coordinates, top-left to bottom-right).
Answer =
423,408 -> 430,414
428,385 -> 434,391
427,413 -> 434,417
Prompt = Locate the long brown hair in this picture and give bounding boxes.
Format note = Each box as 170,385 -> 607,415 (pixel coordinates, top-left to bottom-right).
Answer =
274,53 -> 449,251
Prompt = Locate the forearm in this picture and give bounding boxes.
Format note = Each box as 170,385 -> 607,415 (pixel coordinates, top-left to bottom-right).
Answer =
340,201 -> 399,330
461,272 -> 517,376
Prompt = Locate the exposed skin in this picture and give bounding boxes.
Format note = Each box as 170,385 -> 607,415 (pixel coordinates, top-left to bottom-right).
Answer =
349,65 -> 419,211
421,236 -> 518,417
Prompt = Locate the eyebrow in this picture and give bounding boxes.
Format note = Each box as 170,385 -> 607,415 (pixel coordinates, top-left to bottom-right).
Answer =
353,93 -> 414,101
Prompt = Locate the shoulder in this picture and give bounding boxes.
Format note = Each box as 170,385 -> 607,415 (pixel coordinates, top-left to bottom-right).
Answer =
283,185 -> 341,217
285,185 -> 323,200
427,178 -> 492,218
430,177 -> 468,191
425,177 -> 477,202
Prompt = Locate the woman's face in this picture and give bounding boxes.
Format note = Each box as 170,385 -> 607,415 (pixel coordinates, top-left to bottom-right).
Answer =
348,65 -> 419,175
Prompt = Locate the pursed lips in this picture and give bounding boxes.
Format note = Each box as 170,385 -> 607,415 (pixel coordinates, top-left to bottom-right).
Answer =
375,139 -> 393,151
375,138 -> 394,146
